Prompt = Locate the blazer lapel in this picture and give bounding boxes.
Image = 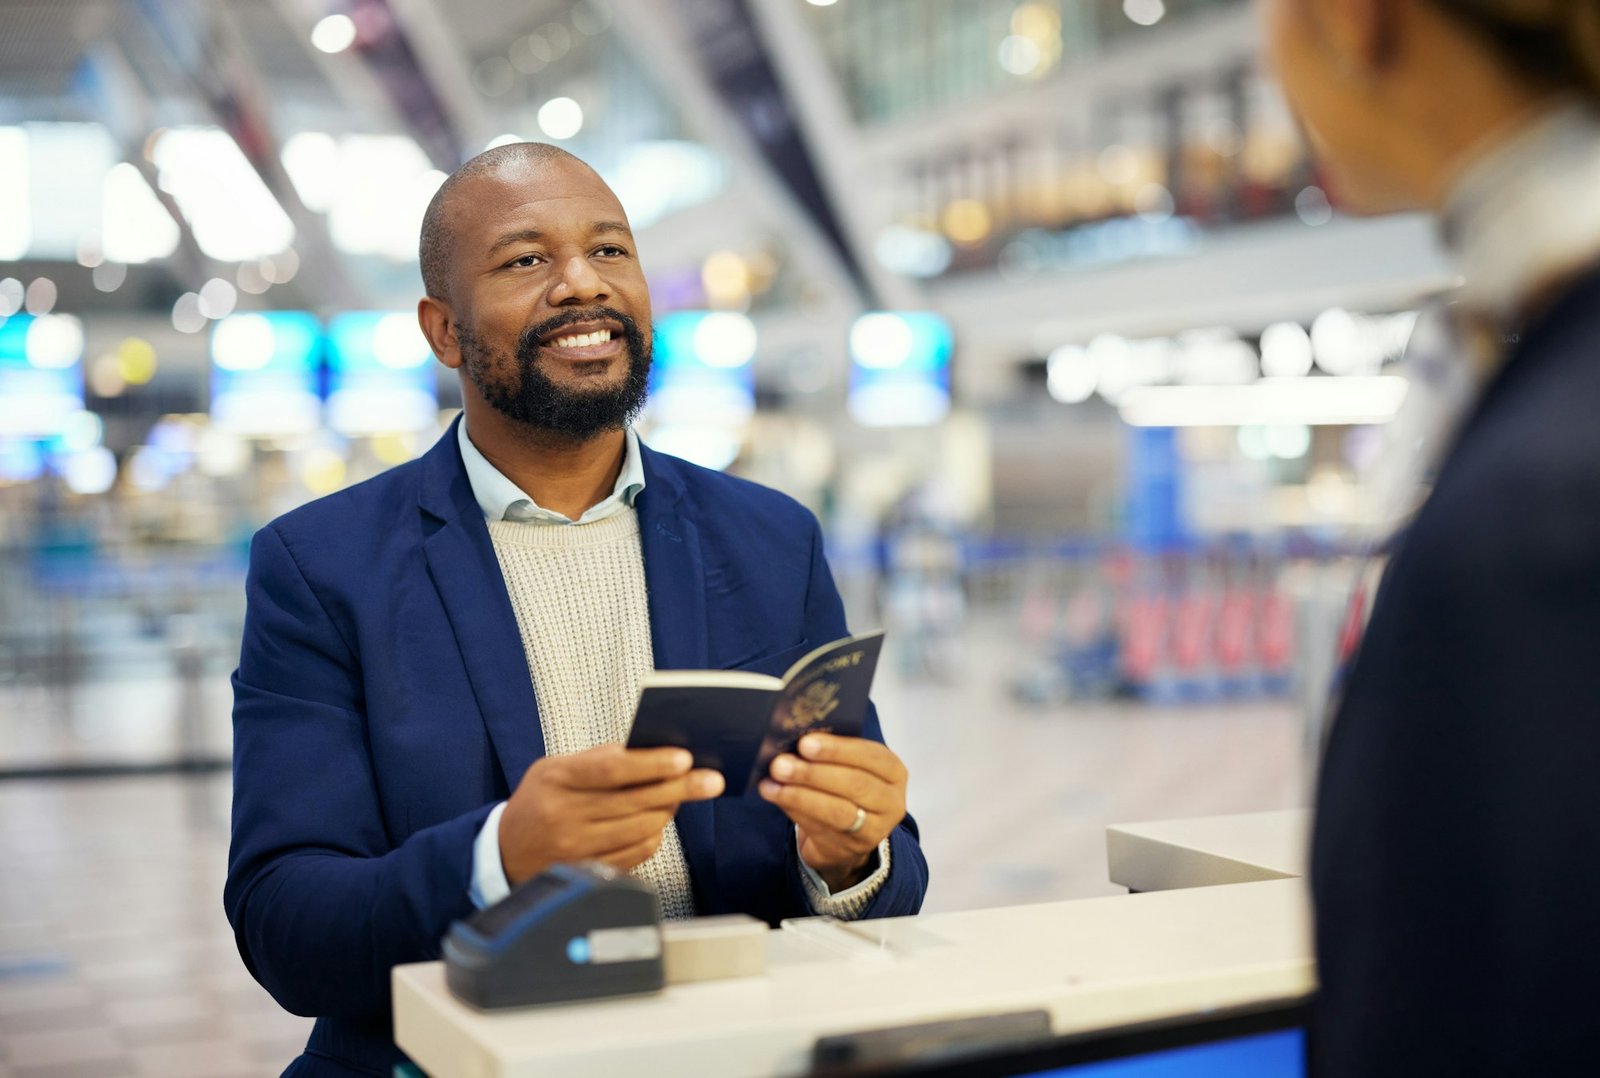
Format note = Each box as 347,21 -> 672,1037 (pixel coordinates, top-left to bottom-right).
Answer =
635,447 -> 709,672
635,446 -> 718,901
418,419 -> 545,792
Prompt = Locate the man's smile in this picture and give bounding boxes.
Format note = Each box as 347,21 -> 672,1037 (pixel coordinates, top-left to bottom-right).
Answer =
537,319 -> 625,361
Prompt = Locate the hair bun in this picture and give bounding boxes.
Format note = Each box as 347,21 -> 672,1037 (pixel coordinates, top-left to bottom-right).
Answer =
1441,0 -> 1600,100
1562,1 -> 1600,99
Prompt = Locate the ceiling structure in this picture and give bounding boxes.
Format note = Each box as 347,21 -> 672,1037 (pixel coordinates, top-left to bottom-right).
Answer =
0,0 -> 859,321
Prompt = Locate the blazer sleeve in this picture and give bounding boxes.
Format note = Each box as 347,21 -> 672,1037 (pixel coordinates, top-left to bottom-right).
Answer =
223,523 -> 491,1020
787,513 -> 930,919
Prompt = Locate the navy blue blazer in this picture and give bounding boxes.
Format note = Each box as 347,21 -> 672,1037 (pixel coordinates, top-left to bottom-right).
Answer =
224,423 -> 928,1077
1312,264 -> 1600,1075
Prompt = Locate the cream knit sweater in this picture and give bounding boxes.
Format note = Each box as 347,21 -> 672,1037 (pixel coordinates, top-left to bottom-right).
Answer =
488,510 -> 698,920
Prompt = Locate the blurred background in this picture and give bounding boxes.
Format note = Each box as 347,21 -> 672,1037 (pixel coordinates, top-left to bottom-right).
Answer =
0,1 -> 1453,1073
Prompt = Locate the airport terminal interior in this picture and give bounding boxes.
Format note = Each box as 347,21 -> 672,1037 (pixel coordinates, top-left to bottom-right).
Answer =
0,0 -> 1462,1074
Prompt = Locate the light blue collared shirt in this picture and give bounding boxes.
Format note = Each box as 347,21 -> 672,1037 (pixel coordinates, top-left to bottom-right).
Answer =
456,417 -> 645,525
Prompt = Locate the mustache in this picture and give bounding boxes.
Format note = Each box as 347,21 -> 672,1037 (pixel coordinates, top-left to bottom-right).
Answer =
517,307 -> 647,356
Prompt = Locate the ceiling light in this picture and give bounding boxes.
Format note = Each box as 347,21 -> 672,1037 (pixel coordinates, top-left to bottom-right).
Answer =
1123,0 -> 1166,26
311,14 -> 358,54
1118,377 -> 1409,428
537,97 -> 584,140
24,277 -> 57,316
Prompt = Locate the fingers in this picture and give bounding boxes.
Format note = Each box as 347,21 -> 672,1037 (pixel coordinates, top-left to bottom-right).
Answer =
757,779 -> 866,835
557,744 -> 694,791
503,748 -> 704,885
760,737 -> 907,874
587,769 -> 724,819
795,734 -> 908,787
593,834 -> 665,872
767,754 -> 895,813
566,810 -> 675,861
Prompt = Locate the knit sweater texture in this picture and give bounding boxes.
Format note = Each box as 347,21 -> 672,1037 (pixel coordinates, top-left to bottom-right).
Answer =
489,510 -> 698,920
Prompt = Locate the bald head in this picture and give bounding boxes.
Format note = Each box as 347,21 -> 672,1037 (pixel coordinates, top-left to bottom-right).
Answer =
414,138 -> 653,447
419,142 -> 589,301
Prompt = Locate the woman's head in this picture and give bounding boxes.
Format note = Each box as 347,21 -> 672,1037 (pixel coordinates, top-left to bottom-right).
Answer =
1436,2 -> 1600,97
1261,0 -> 1600,213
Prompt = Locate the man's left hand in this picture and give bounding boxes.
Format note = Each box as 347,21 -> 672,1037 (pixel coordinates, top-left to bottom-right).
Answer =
758,732 -> 908,893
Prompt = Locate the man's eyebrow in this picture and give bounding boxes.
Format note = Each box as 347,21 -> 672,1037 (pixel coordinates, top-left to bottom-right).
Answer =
484,221 -> 633,259
484,228 -> 544,259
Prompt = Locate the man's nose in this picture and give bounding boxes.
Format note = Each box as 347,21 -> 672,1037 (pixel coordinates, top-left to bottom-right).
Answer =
548,254 -> 606,306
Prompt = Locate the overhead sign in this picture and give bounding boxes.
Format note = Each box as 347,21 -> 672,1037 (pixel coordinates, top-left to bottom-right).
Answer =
210,311 -> 322,436
0,314 -> 86,438
648,310 -> 757,426
847,311 -> 953,427
325,312 -> 438,435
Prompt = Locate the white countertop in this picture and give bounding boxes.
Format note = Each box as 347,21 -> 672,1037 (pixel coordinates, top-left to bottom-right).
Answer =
394,877 -> 1313,1078
1106,809 -> 1310,893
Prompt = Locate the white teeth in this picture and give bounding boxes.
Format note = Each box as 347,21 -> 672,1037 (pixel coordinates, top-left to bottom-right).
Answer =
551,329 -> 613,349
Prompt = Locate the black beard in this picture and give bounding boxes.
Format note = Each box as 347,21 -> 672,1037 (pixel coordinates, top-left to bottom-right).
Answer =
458,307 -> 652,441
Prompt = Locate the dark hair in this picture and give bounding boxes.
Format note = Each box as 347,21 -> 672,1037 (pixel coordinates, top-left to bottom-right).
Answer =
418,142 -> 584,301
1434,1 -> 1600,98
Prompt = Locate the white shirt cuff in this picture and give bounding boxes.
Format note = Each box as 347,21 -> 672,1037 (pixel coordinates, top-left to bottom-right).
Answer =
470,802 -> 512,909
797,828 -> 892,921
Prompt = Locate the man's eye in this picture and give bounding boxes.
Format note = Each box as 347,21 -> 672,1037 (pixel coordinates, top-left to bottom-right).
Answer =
594,244 -> 628,257
508,254 -> 542,268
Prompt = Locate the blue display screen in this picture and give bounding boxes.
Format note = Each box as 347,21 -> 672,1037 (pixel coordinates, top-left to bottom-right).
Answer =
324,311 -> 438,434
1027,1028 -> 1305,1077
847,311 -> 953,427
0,315 -> 86,438
647,310 -> 756,425
209,311 -> 322,435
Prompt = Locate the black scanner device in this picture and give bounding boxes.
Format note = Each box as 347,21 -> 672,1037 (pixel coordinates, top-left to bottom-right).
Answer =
442,862 -> 665,1009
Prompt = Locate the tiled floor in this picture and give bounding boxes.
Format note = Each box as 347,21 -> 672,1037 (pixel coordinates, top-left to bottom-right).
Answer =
0,614 -> 1307,1076
0,778 -> 314,1077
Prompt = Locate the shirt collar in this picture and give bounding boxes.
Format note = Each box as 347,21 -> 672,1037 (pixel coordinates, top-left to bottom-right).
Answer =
1441,100 -> 1600,327
456,416 -> 646,526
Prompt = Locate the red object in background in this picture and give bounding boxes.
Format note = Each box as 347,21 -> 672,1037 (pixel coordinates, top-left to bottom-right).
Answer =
1122,594 -> 1167,682
1257,589 -> 1295,672
1019,588 -> 1056,644
1172,589 -> 1214,672
1216,588 -> 1255,673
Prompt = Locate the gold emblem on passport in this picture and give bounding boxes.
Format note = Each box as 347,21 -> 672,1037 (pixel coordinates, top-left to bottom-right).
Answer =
785,679 -> 841,731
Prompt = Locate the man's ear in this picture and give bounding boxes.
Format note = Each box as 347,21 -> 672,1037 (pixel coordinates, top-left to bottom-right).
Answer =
417,296 -> 462,370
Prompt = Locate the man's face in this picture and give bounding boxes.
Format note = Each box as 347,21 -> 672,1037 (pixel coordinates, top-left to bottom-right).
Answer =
443,157 -> 654,439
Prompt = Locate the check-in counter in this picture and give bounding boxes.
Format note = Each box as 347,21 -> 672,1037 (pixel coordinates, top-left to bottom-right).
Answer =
393,878 -> 1313,1078
1106,810 -> 1310,893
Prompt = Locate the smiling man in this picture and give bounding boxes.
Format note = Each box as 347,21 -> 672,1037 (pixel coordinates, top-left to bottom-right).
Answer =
224,143 -> 927,1077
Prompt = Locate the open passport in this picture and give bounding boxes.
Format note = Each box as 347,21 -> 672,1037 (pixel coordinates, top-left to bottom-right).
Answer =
626,631 -> 886,797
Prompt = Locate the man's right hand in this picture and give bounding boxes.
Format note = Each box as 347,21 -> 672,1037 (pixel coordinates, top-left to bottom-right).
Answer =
498,745 -> 724,886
